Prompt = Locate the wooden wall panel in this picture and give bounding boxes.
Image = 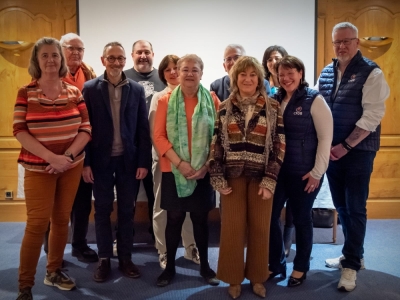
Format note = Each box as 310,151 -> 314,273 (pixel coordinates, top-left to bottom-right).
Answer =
0,0 -> 77,218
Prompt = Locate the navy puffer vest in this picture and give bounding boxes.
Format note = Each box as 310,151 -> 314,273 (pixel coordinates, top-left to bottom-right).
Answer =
276,87 -> 319,176
318,51 -> 380,151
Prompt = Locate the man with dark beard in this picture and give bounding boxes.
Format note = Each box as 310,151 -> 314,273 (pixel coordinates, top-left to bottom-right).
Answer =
124,40 -> 166,242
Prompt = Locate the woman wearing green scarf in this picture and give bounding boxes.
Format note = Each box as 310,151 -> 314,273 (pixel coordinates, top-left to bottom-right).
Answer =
153,54 -> 220,287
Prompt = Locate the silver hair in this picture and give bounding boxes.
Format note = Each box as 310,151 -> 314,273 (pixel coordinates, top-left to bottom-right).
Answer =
332,22 -> 358,39
60,33 -> 84,46
224,44 -> 246,56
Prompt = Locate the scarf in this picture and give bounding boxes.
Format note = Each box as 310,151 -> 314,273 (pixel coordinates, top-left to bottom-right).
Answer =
166,84 -> 216,197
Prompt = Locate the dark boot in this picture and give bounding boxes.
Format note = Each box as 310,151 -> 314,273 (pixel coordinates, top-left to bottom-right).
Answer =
283,225 -> 295,257
93,258 -> 111,282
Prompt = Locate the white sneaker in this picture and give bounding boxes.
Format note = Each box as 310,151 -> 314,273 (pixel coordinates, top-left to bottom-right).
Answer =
113,239 -> 117,257
159,253 -> 167,269
338,268 -> 357,292
184,244 -> 200,265
325,255 -> 365,270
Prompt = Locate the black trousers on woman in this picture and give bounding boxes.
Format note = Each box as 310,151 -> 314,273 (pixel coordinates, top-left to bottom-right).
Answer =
165,210 -> 210,272
160,172 -> 215,273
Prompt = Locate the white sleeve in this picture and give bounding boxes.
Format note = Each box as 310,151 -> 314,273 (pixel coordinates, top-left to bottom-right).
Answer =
313,78 -> 320,91
310,95 -> 333,179
356,68 -> 390,131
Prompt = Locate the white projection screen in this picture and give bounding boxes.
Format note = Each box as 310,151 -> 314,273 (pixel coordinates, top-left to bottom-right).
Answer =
78,0 -> 317,88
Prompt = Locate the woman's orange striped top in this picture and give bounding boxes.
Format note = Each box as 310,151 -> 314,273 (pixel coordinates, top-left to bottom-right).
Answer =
13,80 -> 91,172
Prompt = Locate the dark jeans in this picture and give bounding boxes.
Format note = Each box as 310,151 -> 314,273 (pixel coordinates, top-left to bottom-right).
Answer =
70,178 -> 93,249
269,169 -> 323,273
327,150 -> 376,271
93,156 -> 139,260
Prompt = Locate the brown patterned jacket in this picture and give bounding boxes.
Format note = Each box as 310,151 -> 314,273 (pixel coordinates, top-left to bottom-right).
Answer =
208,95 -> 285,193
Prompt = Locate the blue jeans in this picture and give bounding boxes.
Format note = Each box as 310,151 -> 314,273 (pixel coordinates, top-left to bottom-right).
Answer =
269,169 -> 323,273
327,150 -> 376,271
93,156 -> 140,260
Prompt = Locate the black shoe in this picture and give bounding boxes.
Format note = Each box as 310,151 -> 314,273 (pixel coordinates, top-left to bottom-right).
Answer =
283,225 -> 295,258
72,245 -> 99,263
156,269 -> 176,287
93,258 -> 111,282
268,270 -> 287,280
17,287 -> 32,300
287,272 -> 307,287
200,267 -> 220,286
118,259 -> 141,278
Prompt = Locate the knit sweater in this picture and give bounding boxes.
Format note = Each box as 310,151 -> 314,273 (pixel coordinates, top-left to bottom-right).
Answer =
209,95 -> 285,193
13,80 -> 92,172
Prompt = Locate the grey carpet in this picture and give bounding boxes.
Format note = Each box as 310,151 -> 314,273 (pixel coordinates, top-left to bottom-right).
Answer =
0,220 -> 399,300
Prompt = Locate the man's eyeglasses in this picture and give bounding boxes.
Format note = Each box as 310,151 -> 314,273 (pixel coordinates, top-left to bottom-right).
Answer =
332,38 -> 357,47
224,55 -> 241,64
105,56 -> 126,63
63,46 -> 85,53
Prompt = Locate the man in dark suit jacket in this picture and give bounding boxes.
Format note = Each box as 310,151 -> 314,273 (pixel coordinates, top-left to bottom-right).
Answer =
210,44 -> 271,101
82,41 -> 151,283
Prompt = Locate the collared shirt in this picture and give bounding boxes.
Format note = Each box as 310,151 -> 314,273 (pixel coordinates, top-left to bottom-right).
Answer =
315,67 -> 390,132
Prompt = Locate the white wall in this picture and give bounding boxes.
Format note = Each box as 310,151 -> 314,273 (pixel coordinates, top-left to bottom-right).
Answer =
78,0 -> 316,87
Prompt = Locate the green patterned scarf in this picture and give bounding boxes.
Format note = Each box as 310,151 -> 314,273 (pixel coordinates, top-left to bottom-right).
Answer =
166,84 -> 216,197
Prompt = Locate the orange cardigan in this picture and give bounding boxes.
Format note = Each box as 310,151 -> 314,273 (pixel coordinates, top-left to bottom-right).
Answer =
153,91 -> 220,172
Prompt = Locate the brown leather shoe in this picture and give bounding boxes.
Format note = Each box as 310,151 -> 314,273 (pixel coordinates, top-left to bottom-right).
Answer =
252,283 -> 266,298
118,259 -> 141,278
93,258 -> 110,282
228,284 -> 241,299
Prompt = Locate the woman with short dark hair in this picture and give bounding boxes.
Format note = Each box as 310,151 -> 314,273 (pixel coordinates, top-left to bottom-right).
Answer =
268,55 -> 333,287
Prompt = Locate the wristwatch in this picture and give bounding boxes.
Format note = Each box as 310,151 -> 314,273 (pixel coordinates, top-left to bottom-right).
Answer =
64,150 -> 74,161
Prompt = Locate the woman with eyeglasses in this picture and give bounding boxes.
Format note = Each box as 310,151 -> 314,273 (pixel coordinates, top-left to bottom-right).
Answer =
268,55 -> 333,287
149,55 -> 201,270
13,37 -> 91,299
153,54 -> 220,287
209,56 -> 285,299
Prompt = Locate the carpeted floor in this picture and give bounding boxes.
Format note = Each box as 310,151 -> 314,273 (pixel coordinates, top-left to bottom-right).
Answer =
0,220 -> 399,300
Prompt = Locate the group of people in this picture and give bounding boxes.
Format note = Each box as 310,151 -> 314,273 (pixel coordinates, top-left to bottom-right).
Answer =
13,21 -> 389,300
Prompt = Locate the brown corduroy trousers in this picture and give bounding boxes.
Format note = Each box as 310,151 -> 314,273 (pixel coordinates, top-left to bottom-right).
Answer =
217,176 -> 273,284
18,161 -> 83,289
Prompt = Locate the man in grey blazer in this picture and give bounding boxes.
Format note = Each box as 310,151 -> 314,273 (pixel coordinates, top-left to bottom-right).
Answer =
82,41 -> 151,282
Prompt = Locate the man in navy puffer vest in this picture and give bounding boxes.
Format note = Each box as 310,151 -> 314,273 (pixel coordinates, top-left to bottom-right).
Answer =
315,22 -> 390,292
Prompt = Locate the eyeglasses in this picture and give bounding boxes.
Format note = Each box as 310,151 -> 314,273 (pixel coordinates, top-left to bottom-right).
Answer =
105,56 -> 126,63
224,55 -> 241,64
180,69 -> 201,75
63,45 -> 85,53
332,38 -> 357,47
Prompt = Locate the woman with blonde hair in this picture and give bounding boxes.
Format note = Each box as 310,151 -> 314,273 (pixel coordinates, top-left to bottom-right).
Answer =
209,56 -> 285,298
13,37 -> 91,299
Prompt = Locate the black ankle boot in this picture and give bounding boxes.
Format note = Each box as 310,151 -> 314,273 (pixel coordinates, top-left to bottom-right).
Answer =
283,225 -> 295,257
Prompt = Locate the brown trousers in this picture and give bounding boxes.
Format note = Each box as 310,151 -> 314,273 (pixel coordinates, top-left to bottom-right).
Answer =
217,176 -> 273,284
19,161 -> 83,289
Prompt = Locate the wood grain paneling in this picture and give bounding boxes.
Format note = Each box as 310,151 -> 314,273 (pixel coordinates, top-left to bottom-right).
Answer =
0,0 -> 77,208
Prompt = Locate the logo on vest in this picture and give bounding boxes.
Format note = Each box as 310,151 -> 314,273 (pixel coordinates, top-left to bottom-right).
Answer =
348,74 -> 356,83
293,106 -> 303,115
